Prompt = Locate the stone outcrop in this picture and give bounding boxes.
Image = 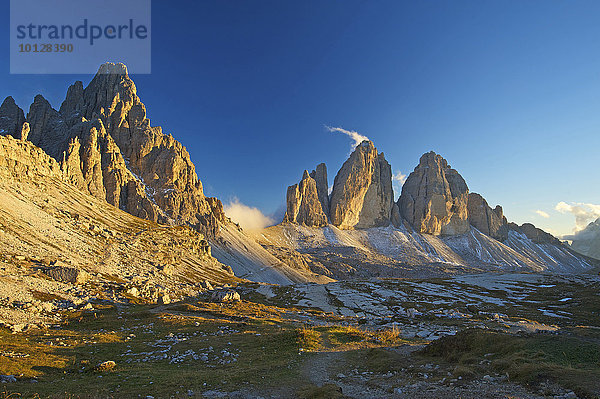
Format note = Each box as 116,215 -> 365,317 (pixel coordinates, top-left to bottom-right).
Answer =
2,62 -> 224,236
44,262 -> 90,284
310,163 -> 329,217
467,193 -> 508,240
283,170 -> 328,227
0,97 -> 27,139
211,289 -> 241,303
398,151 -> 469,236
329,141 -> 394,229
0,135 -> 63,179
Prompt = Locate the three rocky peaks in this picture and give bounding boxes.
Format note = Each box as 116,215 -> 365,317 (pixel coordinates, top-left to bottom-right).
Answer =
283,141 -> 557,245
0,63 -> 224,236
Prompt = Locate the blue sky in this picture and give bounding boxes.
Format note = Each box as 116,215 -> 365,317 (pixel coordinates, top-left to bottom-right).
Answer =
2,1 -> 600,236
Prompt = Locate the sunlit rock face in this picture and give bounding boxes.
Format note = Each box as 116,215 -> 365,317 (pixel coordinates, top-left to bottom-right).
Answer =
283,170 -> 328,227
467,193 -> 508,240
398,151 -> 469,236
329,140 -> 394,229
4,62 -> 224,236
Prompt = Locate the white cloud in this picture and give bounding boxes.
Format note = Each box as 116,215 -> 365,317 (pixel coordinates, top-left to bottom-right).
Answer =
326,125 -> 370,149
223,197 -> 275,231
555,201 -> 600,231
392,171 -> 407,185
392,170 -> 407,196
535,210 -> 550,218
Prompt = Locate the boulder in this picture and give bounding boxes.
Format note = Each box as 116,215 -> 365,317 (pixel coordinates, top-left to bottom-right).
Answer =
329,141 -> 394,229
158,294 -> 171,305
44,262 -> 89,284
125,287 -> 140,297
94,361 -> 116,372
0,375 -> 17,383
398,151 -> 469,236
211,289 -> 241,303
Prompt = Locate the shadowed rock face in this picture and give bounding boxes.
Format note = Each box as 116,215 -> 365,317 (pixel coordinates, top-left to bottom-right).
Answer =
398,151 -> 469,236
505,222 -> 561,245
568,218 -> 600,260
0,97 -> 27,140
330,140 -> 394,229
283,170 -> 328,227
310,163 -> 330,218
467,193 -> 508,240
1,62 -> 224,236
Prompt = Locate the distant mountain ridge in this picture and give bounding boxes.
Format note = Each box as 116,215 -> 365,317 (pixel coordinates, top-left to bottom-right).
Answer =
567,218 -> 600,261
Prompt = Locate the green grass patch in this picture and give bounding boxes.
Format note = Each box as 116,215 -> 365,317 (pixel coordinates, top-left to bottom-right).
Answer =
420,328 -> 600,398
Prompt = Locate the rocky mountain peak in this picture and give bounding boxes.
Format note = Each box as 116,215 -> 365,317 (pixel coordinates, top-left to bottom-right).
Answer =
309,163 -> 329,217
467,192 -> 508,240
398,151 -> 469,235
0,96 -> 26,139
329,140 -> 394,229
0,62 -> 224,236
283,167 -> 329,227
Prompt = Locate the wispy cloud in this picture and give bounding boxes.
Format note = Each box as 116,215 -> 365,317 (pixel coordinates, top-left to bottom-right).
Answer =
223,197 -> 275,231
392,170 -> 407,195
326,125 -> 370,149
555,201 -> 600,231
535,210 -> 550,218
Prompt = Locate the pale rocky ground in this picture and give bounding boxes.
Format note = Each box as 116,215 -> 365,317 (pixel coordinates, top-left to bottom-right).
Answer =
254,223 -> 595,281
242,273 -> 594,398
0,135 -> 238,331
0,134 -> 329,332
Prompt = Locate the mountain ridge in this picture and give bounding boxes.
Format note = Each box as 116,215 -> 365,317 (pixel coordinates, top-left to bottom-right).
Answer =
0,62 -> 595,286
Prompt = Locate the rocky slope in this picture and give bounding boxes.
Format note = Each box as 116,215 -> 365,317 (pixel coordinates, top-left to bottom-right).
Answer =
0,135 -> 238,329
256,222 -> 594,279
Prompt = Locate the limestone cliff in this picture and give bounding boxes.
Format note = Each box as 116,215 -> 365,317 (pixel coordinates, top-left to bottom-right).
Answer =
283,170 -> 328,227
467,192 -> 508,240
310,163 -> 330,218
329,140 -> 394,229
398,151 -> 469,236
